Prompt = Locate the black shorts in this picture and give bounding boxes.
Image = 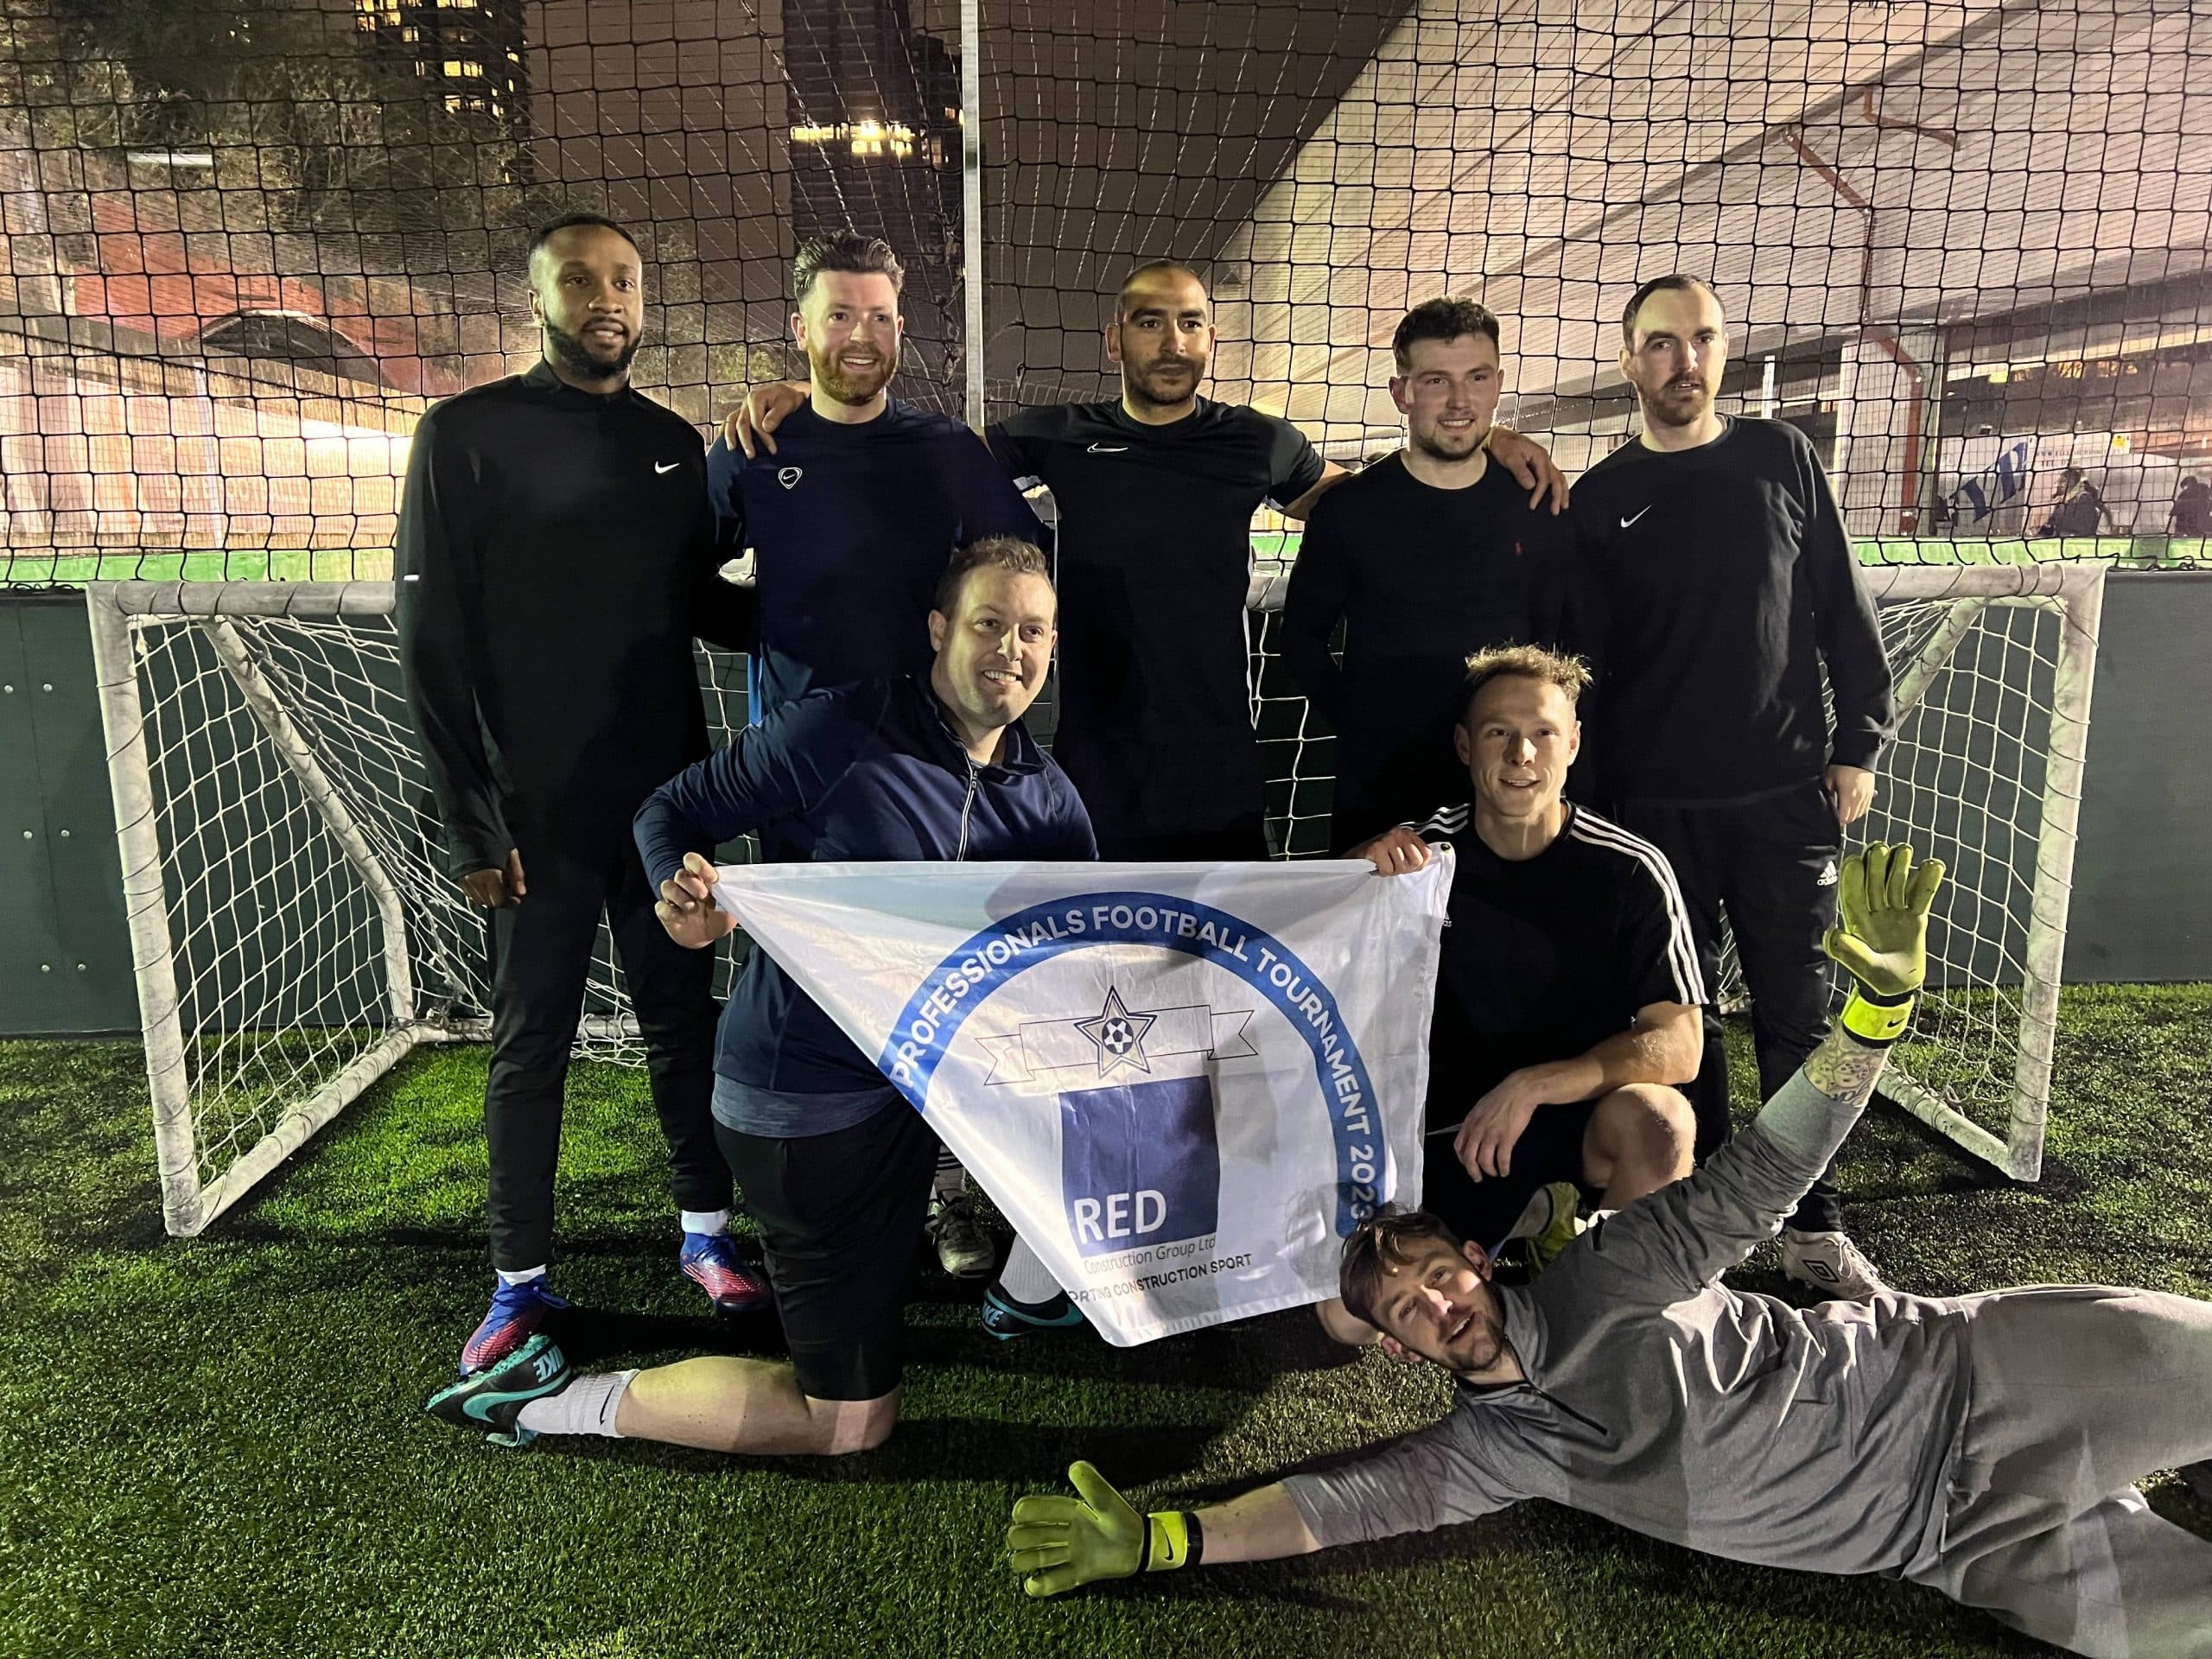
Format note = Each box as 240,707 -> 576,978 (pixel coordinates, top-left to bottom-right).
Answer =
713,1103 -> 938,1402
1419,1097 -> 1603,1255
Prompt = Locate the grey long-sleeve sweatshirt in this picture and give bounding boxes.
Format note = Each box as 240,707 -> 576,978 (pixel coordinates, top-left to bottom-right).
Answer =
1283,1053 -> 1970,1578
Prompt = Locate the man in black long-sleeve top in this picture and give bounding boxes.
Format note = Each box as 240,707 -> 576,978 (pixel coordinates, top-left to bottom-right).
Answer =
1571,274 -> 1897,1300
1280,298 -> 1595,851
397,212 -> 766,1376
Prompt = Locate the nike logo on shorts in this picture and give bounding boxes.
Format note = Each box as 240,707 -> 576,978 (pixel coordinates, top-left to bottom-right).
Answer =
1620,505 -> 1652,528
654,461 -> 680,475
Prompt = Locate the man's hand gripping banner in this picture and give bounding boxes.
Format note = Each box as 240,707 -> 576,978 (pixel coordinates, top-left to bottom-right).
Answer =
714,857 -> 1451,1345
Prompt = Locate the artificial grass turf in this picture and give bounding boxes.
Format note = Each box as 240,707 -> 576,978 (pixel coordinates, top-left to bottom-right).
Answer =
2,988 -> 2209,1659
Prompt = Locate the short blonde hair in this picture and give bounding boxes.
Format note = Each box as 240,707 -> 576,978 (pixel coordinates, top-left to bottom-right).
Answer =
1459,643 -> 1592,725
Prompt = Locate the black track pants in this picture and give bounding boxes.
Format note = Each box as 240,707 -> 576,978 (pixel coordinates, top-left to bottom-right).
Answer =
1616,779 -> 1847,1234
482,826 -> 728,1270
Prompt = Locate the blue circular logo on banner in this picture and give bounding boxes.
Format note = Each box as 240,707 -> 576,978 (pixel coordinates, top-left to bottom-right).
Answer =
878,890 -> 1386,1236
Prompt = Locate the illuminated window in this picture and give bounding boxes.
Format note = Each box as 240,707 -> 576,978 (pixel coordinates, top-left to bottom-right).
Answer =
788,119 -> 915,160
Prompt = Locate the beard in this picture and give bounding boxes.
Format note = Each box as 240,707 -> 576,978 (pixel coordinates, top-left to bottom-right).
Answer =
1125,353 -> 1205,410
1410,418 -> 1490,463
810,338 -> 898,405
1443,1304 -> 1510,1376
1644,377 -> 1713,428
544,317 -> 639,382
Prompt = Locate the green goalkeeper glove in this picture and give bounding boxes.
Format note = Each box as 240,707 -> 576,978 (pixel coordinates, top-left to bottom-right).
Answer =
1006,1461 -> 1202,1599
1823,842 -> 1944,1046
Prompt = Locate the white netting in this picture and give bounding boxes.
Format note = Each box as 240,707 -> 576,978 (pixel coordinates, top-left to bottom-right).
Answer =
1835,589 -> 2071,1151
92,563 -> 2092,1232
1241,558 -> 2098,1179
1684,568 -> 2098,1177
1703,593 -> 2060,1109
126,613 -> 413,1190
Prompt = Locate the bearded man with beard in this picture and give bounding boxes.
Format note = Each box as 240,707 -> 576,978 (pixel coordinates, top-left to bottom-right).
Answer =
397,213 -> 770,1375
704,232 -> 1041,724
701,231 -> 1041,1282
1570,274 -> 1897,1300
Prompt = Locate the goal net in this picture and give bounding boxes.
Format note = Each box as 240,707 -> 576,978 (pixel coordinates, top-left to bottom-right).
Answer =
84,580 -> 753,1236
1244,558 -> 2103,1185
89,560 -> 2097,1234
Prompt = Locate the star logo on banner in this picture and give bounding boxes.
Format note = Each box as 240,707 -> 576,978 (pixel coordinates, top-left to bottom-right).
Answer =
1074,986 -> 1159,1080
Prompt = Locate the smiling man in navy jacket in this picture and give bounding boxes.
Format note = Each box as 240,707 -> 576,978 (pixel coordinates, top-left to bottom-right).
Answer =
427,537 -> 1095,1459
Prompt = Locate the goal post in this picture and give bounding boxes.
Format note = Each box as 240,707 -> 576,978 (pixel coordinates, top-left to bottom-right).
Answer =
1249,558 -> 2107,1185
88,578 -> 757,1237
1853,562 -> 2106,1183
86,581 -> 435,1236
90,562 -> 2101,1235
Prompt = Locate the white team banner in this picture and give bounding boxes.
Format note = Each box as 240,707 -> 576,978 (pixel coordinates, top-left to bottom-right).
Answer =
712,857 -> 1452,1345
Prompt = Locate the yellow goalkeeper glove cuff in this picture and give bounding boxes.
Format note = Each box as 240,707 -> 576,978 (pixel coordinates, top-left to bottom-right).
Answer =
1839,982 -> 1915,1048
1141,1509 -> 1204,1573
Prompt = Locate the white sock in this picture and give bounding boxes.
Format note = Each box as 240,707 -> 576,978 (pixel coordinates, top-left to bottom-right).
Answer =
931,1147 -> 965,1203
495,1265 -> 548,1287
516,1368 -> 636,1438
680,1208 -> 732,1236
996,1236 -> 1063,1305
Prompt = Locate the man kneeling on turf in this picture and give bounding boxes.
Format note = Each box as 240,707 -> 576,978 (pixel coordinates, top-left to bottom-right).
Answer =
427,537 -> 1093,1456
1008,845 -> 2212,1658
1317,644 -> 1699,1344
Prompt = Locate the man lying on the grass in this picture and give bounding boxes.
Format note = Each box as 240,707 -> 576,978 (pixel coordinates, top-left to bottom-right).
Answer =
1007,844 -> 2212,1659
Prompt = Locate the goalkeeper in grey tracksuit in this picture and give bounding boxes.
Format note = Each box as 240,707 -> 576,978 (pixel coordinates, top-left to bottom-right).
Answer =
1006,844 -> 2212,1659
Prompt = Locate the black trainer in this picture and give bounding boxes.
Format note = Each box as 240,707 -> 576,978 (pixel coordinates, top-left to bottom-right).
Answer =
424,1332 -> 572,1447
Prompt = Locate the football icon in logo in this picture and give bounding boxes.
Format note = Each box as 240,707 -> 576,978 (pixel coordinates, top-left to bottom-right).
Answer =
778,466 -> 804,489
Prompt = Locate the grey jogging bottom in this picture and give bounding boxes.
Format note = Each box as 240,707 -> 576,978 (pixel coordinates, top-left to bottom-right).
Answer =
1908,1286 -> 2212,1658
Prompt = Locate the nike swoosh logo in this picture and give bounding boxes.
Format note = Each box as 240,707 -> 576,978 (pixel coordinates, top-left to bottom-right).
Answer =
459,1370 -> 557,1422
1086,442 -> 1128,454
1620,505 -> 1651,528
655,461 -> 680,475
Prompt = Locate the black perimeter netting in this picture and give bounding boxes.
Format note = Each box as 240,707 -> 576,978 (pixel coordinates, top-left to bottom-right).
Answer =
0,0 -> 2206,581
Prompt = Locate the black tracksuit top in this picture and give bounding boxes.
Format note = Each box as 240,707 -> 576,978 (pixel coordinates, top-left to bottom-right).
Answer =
395,359 -> 746,874
1571,416 -> 1896,805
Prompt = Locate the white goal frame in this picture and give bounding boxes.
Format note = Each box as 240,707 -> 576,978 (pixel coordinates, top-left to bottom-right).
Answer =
90,562 -> 2101,1235
1850,562 -> 2103,1181
1247,559 -> 2106,1185
86,581 -> 437,1235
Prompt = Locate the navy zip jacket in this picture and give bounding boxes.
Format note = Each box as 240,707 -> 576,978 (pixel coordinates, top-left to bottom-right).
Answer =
633,674 -> 1097,1103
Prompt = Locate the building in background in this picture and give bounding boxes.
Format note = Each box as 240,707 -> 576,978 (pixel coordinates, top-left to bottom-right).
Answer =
356,0 -> 530,126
